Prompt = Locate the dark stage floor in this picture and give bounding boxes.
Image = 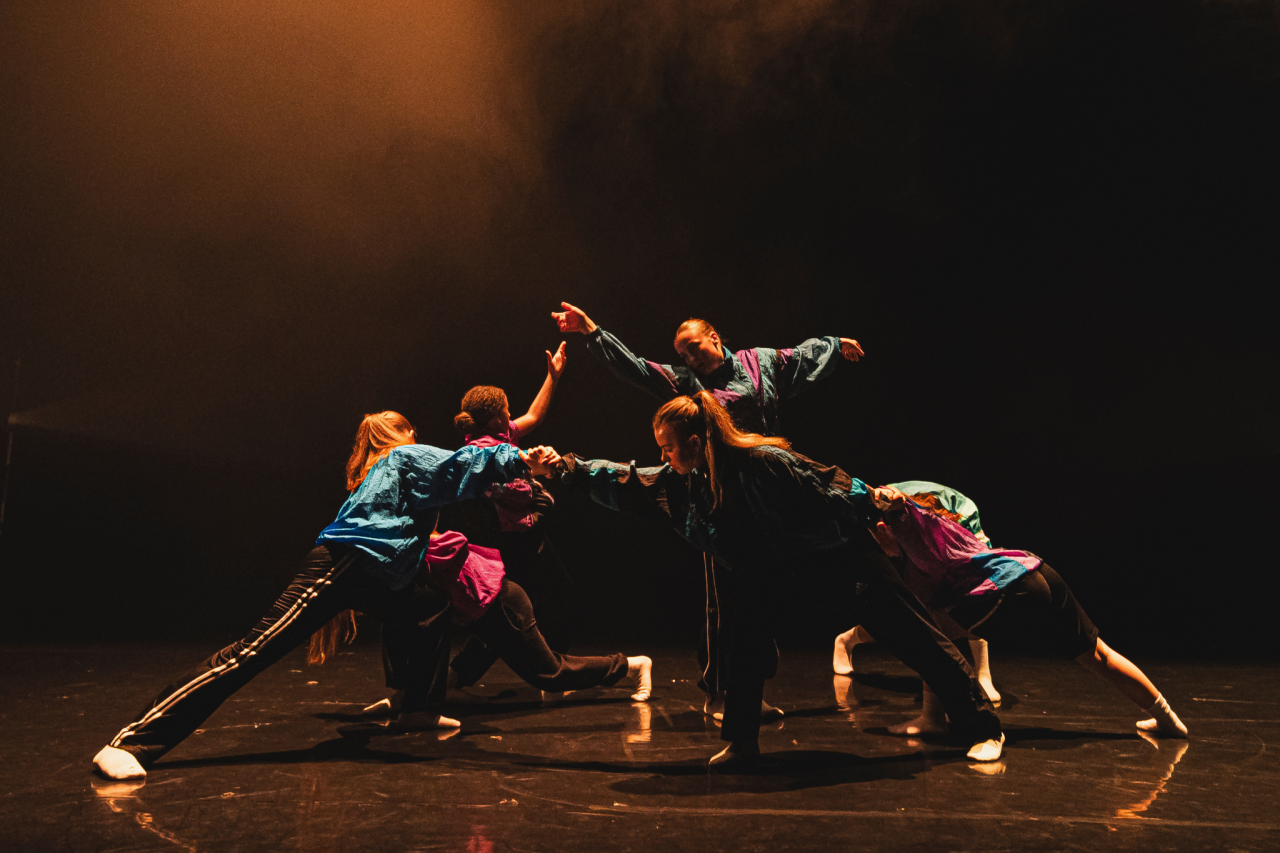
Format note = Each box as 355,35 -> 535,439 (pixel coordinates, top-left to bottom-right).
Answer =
3,642 -> 1278,852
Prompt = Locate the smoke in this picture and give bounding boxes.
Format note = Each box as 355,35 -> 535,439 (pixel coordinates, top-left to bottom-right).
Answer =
2,0 -> 1277,462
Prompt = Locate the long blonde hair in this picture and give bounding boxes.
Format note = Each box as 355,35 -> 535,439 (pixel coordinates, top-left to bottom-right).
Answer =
652,391 -> 790,509
345,410 -> 416,491
312,411 -> 416,665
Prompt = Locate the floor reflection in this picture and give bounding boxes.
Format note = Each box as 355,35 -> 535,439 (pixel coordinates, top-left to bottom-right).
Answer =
1114,739 -> 1190,820
93,780 -> 201,853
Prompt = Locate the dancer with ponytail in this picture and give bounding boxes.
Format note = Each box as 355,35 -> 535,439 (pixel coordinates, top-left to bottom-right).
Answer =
552,303 -> 864,717
552,392 -> 1003,767
93,411 -> 559,781
857,485 -> 1188,739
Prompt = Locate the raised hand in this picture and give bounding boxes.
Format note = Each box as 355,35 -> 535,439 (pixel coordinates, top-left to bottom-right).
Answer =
840,338 -> 864,362
546,341 -> 568,382
552,302 -> 597,334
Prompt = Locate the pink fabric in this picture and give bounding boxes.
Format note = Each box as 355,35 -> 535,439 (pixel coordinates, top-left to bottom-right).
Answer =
422,531 -> 506,625
465,422 -> 542,532
886,499 -> 1041,609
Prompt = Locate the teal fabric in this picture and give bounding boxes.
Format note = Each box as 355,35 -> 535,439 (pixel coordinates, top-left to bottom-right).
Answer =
585,327 -> 843,435
890,480 -> 991,545
317,443 -> 526,590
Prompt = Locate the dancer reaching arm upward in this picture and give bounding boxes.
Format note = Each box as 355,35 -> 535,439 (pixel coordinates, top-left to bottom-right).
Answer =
551,392 -> 1003,767
552,302 -> 862,715
436,342 -> 580,690
552,302 -> 862,435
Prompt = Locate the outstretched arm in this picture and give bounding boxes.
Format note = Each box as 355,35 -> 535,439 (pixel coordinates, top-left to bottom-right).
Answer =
512,342 -> 567,437
772,335 -> 860,399
556,453 -> 685,524
553,303 -> 688,399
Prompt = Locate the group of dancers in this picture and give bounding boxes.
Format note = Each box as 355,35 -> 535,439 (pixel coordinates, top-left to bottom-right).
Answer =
93,304 -> 1187,780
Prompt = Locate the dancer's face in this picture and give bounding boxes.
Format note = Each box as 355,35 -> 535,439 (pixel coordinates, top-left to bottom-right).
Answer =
673,328 -> 725,375
654,424 -> 704,474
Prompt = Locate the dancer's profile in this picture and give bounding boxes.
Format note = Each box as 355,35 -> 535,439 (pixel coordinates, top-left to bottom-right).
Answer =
550,391 -> 1004,767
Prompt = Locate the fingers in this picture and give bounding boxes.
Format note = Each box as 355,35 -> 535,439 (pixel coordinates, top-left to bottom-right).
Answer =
841,338 -> 864,361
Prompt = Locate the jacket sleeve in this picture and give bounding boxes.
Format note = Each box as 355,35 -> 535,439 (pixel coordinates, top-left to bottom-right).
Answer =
770,336 -> 843,399
401,444 -> 528,513
557,453 -> 684,524
740,448 -> 873,550
584,327 -> 689,399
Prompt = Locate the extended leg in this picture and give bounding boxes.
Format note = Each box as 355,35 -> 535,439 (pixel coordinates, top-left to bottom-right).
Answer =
98,546 -> 367,775
1077,638 -> 1187,737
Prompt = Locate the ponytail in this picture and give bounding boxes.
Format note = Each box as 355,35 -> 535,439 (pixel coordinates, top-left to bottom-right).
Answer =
345,411 -> 416,491
307,610 -> 358,665
653,391 -> 790,509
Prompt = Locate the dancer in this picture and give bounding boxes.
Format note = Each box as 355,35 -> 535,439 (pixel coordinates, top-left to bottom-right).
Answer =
865,484 -> 1187,738
551,392 -> 1003,766
93,411 -> 559,781
834,481 -> 1001,705
440,343 -> 581,692
551,302 -> 863,435
552,302 -> 863,716
351,529 -> 652,711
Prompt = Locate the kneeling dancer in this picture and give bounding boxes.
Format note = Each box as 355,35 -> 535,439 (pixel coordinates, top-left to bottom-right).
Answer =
551,391 -> 1003,766
363,528 -> 652,710
93,411 -> 558,781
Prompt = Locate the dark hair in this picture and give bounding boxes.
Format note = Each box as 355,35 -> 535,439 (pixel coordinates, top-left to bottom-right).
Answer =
455,385 -> 508,436
653,391 -> 789,509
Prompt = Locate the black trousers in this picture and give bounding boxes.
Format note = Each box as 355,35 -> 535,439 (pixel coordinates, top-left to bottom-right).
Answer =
697,553 -> 777,696
449,531 -> 580,688
950,563 -> 1100,660
387,578 -> 628,693
110,545 -> 452,767
718,535 -> 1001,747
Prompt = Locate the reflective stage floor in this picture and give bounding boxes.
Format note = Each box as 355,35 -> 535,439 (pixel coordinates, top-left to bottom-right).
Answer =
3,642 -> 1277,851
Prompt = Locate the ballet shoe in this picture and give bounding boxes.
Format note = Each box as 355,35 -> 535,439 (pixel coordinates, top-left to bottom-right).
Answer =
628,656 -> 653,702
363,689 -> 403,717
833,629 -> 859,675
966,733 -> 1005,762
702,694 -> 785,722
93,746 -> 146,781
391,711 -> 462,732
708,742 -> 760,770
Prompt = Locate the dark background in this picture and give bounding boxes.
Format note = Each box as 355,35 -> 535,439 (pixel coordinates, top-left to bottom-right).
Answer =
2,0 -> 1276,659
